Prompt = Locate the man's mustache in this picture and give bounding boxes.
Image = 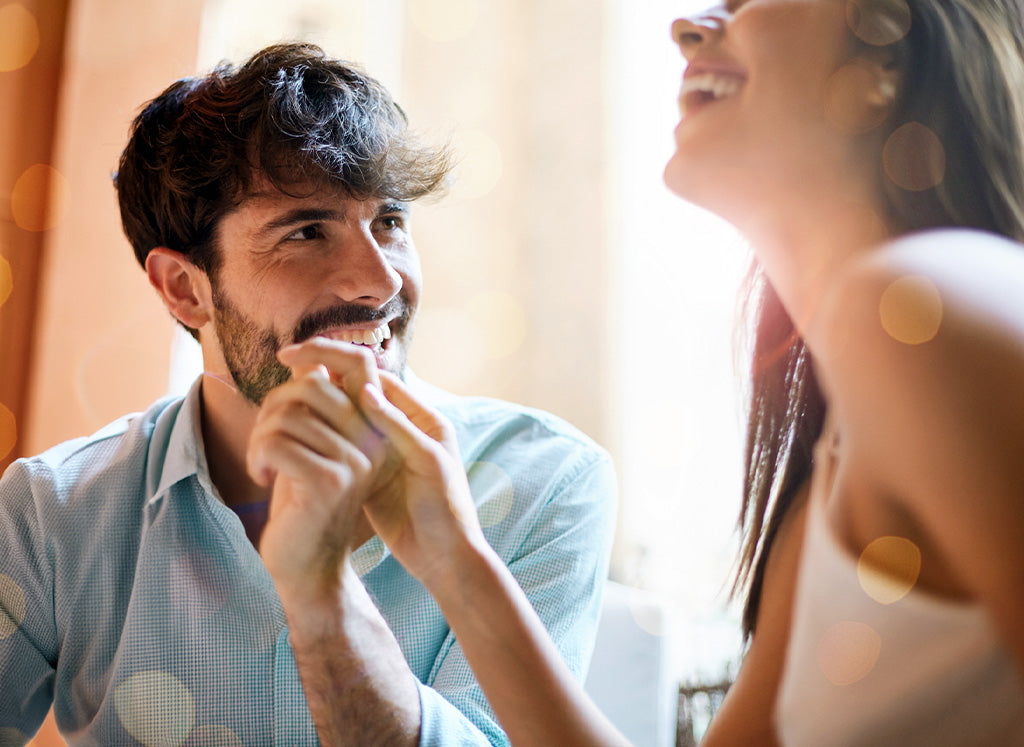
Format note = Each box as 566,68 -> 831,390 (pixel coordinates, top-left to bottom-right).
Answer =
291,296 -> 410,344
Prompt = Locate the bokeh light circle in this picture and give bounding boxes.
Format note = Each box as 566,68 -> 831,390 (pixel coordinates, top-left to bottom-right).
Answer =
468,461 -> 515,528
879,274 -> 943,345
0,573 -> 27,639
883,122 -> 946,192
113,670 -> 195,747
824,60 -> 891,134
0,403 -> 17,462
816,620 -> 882,685
410,0 -> 481,42
857,535 -> 922,604
846,0 -> 912,46
0,4 -> 40,72
11,164 -> 70,232
0,254 -> 12,308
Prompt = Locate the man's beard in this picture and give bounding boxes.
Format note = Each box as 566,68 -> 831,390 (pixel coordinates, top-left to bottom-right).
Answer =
212,284 -> 413,405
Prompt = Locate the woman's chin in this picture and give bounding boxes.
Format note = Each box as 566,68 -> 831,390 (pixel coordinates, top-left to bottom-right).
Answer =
662,153 -> 693,199
662,154 -> 720,211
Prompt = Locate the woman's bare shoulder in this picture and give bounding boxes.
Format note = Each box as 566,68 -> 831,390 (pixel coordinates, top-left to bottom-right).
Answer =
831,228 -> 1024,339
816,228 -> 1024,493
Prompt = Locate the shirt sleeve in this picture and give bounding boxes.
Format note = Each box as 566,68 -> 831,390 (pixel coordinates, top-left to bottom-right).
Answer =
416,450 -> 618,746
0,459 -> 59,741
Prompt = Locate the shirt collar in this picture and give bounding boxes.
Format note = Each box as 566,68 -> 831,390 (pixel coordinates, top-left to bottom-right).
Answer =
147,375 -> 393,577
148,376 -> 214,504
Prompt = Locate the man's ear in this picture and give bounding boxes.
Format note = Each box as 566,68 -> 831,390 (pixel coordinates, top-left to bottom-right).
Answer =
145,248 -> 214,331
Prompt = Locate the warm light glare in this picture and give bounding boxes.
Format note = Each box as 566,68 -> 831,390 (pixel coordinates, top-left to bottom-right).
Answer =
0,573 -> 27,639
0,3 -> 40,72
114,670 -> 195,747
846,0 -> 911,46
857,536 -> 922,604
0,254 -> 13,308
816,620 -> 882,685
11,164 -> 70,232
883,122 -> 946,192
468,460 -> 515,528
410,0 -> 481,42
879,274 -> 943,345
465,291 -> 527,360
0,403 -> 17,462
452,129 -> 504,200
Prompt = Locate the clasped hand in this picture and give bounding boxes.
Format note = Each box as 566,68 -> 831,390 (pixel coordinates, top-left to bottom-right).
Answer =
246,338 -> 482,601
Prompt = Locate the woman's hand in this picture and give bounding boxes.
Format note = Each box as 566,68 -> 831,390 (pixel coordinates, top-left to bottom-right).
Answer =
358,371 -> 487,591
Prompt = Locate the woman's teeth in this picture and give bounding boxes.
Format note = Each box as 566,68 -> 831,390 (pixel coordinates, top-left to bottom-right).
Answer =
680,72 -> 744,100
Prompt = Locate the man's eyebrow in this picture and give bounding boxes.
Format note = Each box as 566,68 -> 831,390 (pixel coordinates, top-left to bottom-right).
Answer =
256,207 -> 342,238
378,202 -> 410,216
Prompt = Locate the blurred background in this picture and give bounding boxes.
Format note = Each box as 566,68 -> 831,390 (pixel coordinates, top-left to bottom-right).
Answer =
0,0 -> 748,743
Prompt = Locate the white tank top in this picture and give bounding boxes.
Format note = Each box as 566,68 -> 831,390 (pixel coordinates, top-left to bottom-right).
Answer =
775,423 -> 1024,745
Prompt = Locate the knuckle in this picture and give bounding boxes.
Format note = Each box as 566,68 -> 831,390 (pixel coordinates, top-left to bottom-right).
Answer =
321,467 -> 350,495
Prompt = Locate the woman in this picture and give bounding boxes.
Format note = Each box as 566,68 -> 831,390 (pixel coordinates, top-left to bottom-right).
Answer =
339,0 -> 1024,743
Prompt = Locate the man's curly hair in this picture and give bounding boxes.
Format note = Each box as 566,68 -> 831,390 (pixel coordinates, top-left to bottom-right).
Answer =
114,42 -> 452,280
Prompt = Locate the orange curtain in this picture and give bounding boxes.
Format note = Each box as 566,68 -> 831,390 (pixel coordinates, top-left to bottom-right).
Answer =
0,0 -> 69,475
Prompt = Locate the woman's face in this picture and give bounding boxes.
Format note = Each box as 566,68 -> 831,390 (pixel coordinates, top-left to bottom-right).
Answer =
664,0 -> 871,220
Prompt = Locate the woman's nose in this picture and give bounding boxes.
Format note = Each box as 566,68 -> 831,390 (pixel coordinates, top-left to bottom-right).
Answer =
672,13 -> 725,60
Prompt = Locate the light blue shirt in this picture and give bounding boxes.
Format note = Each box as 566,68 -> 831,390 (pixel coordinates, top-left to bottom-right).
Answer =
0,375 -> 616,746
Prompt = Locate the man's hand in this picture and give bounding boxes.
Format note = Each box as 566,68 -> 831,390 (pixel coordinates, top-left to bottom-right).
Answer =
246,338 -> 422,746
246,339 -> 385,599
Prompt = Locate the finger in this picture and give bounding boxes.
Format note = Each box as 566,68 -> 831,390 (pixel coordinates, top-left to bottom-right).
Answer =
379,372 -> 459,454
257,436 -> 372,513
259,367 -> 384,457
278,337 -> 382,401
360,383 -> 445,468
249,404 -> 355,482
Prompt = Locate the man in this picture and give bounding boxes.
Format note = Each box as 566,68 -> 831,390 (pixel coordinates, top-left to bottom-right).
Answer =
0,44 -> 615,745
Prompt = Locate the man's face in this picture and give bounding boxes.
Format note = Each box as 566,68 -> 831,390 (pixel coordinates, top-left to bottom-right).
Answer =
207,179 -> 421,404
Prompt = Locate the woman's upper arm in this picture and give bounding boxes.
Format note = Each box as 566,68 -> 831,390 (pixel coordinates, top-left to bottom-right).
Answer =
701,488 -> 810,746
817,230 -> 1024,675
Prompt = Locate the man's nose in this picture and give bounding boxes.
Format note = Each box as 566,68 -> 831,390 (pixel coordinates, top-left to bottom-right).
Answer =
331,229 -> 403,304
672,11 -> 726,60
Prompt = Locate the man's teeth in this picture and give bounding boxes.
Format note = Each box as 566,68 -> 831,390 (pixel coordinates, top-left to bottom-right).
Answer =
681,72 -> 743,99
329,323 -> 392,346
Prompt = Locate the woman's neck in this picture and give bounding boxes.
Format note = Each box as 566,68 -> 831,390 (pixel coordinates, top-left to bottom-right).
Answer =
740,188 -> 893,351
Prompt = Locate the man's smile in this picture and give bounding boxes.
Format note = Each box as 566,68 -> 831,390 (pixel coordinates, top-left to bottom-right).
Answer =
320,321 -> 393,350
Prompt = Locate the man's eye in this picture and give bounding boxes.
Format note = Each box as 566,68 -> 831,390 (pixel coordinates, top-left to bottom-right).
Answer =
285,224 -> 322,241
379,215 -> 405,231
